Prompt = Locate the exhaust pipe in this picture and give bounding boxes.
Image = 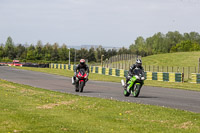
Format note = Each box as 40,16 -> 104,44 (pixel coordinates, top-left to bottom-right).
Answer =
72,77 -> 75,84
121,79 -> 125,87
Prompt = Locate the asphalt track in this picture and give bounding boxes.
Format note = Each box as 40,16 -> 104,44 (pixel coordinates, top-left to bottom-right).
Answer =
0,66 -> 200,113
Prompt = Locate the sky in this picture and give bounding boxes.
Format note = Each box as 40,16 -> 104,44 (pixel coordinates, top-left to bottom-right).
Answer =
0,0 -> 200,47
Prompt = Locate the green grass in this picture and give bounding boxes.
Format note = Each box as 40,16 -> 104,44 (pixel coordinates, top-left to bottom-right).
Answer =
142,51 -> 200,67
0,79 -> 199,133
104,51 -> 200,69
14,67 -> 200,91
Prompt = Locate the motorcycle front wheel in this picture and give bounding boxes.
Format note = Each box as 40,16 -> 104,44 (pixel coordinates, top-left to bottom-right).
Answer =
123,89 -> 130,97
133,84 -> 141,97
75,81 -> 79,92
80,81 -> 85,92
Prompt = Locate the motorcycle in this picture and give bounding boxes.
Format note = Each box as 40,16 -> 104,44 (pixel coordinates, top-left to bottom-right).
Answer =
72,69 -> 88,92
121,68 -> 145,97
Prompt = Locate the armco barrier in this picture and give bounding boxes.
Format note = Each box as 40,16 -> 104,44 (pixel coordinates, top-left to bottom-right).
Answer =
191,73 -> 200,84
145,72 -> 183,82
105,68 -> 109,75
124,70 -> 128,77
163,72 -> 169,81
152,72 -> 157,80
102,67 -> 105,75
50,64 -> 184,83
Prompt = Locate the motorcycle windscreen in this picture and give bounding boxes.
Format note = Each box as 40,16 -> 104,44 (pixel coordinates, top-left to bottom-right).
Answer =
133,69 -> 144,77
79,69 -> 86,76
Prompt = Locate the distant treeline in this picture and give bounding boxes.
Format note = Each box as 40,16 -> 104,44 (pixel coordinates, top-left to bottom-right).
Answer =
0,37 -> 127,63
0,31 -> 200,63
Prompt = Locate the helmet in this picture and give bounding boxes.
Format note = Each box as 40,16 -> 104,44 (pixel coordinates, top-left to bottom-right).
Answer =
80,59 -> 85,65
136,59 -> 142,67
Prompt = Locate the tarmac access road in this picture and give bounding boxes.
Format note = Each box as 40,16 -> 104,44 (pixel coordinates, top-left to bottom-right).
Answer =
0,66 -> 200,113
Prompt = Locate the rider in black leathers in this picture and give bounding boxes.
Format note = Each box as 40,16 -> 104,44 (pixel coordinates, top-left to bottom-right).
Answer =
73,59 -> 89,85
125,59 -> 144,87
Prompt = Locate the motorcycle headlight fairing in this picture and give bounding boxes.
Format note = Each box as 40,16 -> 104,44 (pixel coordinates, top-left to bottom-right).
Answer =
135,75 -> 139,79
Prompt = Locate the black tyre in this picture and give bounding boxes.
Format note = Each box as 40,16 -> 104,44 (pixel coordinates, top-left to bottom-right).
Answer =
75,82 -> 79,92
123,89 -> 130,97
133,84 -> 141,97
80,81 -> 85,92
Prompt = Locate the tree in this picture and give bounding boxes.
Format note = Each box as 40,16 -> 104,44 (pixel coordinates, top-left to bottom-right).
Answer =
134,36 -> 147,56
16,44 -> 26,59
166,31 -> 183,52
171,40 -> 200,52
26,44 -> 35,60
0,44 -> 4,58
94,45 -> 107,62
189,32 -> 200,42
58,44 -> 68,61
190,42 -> 200,51
43,43 -> 53,61
88,47 -> 96,62
76,48 -> 89,61
35,40 -> 43,60
129,44 -> 137,55
107,49 -> 117,58
5,36 -> 16,59
51,43 -> 59,61
145,37 -> 154,55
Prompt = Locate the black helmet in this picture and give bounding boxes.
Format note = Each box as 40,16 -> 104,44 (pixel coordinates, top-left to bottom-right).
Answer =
80,59 -> 85,65
136,59 -> 142,67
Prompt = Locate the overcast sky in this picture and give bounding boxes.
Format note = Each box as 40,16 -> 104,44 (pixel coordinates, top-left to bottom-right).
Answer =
0,0 -> 200,47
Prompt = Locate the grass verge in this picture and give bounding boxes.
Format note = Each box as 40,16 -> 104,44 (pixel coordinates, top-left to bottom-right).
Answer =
0,79 -> 200,133
14,67 -> 200,91
142,51 -> 200,67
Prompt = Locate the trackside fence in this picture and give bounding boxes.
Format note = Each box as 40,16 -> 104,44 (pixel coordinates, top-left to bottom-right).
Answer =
101,63 -> 197,82
143,65 -> 200,82
50,63 -> 186,83
102,54 -> 141,70
191,73 -> 200,84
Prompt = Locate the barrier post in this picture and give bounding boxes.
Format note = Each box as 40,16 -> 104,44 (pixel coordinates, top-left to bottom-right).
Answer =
198,58 -> 200,73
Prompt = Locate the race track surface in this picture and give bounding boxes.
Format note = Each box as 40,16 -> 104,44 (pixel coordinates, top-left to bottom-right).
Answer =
0,66 -> 200,113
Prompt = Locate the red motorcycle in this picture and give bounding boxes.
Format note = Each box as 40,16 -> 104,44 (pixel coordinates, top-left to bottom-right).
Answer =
74,69 -> 88,92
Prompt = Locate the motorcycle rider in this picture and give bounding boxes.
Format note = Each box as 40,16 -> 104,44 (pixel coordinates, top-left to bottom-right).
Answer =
125,59 -> 144,89
73,59 -> 89,85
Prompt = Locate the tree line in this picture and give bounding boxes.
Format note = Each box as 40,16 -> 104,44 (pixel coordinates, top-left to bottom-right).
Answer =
0,31 -> 200,63
0,37 -> 125,63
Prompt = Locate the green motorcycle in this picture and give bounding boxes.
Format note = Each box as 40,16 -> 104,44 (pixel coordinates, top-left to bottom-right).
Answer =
121,68 -> 145,97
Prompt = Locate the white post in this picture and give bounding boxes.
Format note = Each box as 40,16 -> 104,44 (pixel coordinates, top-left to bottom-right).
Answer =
198,58 -> 200,73
68,48 -> 70,65
101,55 -> 104,67
74,49 -> 76,65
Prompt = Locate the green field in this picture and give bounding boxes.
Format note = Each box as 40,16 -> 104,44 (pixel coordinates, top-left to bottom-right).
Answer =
14,67 -> 200,91
0,79 -> 199,133
104,51 -> 200,68
142,51 -> 200,67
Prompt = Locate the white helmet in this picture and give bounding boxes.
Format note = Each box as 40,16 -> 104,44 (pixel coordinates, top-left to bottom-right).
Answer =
136,59 -> 142,67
